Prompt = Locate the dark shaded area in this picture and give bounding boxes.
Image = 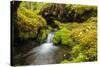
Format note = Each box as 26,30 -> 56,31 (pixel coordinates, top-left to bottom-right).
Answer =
11,1 -> 21,66
40,4 -> 97,23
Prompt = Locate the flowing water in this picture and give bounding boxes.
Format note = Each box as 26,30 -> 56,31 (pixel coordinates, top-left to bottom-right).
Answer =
25,32 -> 59,65
13,32 -> 71,65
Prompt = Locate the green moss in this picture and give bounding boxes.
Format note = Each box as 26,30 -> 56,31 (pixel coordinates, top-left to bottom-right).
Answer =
20,2 -> 47,14
72,53 -> 87,62
72,44 -> 82,58
52,30 -> 61,45
16,7 -> 47,40
71,17 -> 97,61
37,27 -> 51,43
60,60 -> 69,64
53,28 -> 73,46
54,20 -> 66,29
35,16 -> 97,62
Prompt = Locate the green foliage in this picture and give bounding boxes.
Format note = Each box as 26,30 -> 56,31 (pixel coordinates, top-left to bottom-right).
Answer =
71,17 -> 97,61
72,44 -> 82,58
54,20 -> 67,29
60,17 -> 97,63
17,7 -> 47,40
60,60 -> 69,64
20,2 -> 46,14
37,27 -> 51,43
72,53 -> 87,62
85,17 -> 97,23
53,28 -> 73,46
52,30 -> 61,45
54,20 -> 81,30
64,22 -> 80,30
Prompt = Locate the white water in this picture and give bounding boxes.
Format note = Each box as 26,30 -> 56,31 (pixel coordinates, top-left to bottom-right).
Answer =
47,32 -> 54,43
26,32 -> 59,65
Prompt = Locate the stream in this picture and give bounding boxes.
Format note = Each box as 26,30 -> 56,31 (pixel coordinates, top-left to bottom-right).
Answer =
13,32 -> 71,65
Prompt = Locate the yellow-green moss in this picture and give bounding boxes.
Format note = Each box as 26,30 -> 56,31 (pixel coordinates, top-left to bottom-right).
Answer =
53,28 -> 73,46
17,7 -> 47,40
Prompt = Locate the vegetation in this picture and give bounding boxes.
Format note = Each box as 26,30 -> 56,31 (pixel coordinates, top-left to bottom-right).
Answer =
37,27 -> 52,43
59,17 -> 97,63
12,1 -> 97,65
53,27 -> 73,47
40,4 -> 97,22
16,7 -> 47,40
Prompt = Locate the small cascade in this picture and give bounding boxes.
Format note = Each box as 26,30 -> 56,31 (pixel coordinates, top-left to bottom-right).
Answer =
26,32 -> 59,65
46,32 -> 54,43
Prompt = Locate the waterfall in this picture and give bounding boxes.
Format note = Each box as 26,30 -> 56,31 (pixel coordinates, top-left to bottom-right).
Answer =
46,32 -> 54,43
26,32 -> 59,65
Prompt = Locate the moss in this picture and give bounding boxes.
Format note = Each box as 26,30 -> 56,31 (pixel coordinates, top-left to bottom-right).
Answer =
72,53 -> 87,62
52,30 -> 61,45
85,17 -> 97,23
20,2 -> 47,14
72,44 -> 82,58
71,17 -> 97,61
54,20 -> 65,29
16,7 -> 47,40
37,27 -> 51,43
60,60 -> 70,64
34,16 -> 97,62
53,28 -> 73,46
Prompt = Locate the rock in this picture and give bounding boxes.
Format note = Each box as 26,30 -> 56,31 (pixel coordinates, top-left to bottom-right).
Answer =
16,7 -> 47,40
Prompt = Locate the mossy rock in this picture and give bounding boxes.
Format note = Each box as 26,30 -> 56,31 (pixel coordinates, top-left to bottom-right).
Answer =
37,26 -> 52,43
16,7 -> 47,40
53,28 -> 73,46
